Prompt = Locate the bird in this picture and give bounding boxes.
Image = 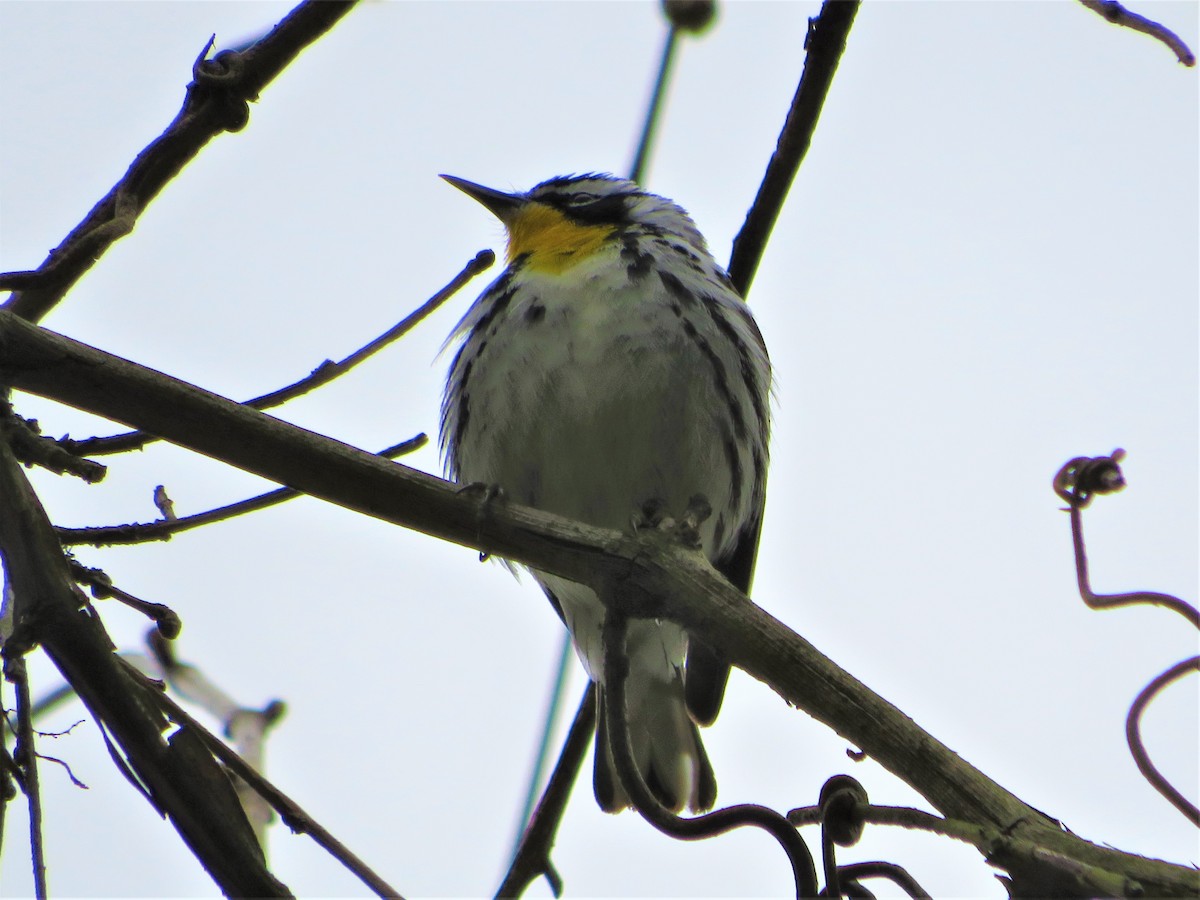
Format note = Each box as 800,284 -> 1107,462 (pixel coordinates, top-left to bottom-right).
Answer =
440,173 -> 770,814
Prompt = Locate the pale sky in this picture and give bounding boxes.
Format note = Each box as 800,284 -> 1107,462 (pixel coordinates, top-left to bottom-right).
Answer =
1,2 -> 1197,897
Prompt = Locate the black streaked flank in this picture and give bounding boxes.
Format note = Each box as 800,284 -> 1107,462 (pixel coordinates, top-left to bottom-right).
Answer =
679,312 -> 750,443
621,233 -> 654,282
658,269 -> 697,307
701,296 -> 769,439
723,435 -> 743,508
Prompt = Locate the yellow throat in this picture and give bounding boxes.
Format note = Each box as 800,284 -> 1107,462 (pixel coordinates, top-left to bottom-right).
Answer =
505,203 -> 616,273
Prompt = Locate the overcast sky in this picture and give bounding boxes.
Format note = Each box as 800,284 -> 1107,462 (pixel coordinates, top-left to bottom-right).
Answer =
1,2 -> 1197,897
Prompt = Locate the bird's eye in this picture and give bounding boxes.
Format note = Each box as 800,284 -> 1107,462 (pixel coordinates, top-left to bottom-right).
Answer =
559,192 -> 628,224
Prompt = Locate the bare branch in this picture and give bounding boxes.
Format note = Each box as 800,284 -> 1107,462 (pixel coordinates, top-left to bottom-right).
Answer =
152,688 -> 403,899
66,249 -> 490,458
497,684 -> 596,898
3,656 -> 47,899
58,434 -> 426,547
0,436 -> 291,896
728,0 -> 860,297
1,408 -> 105,483
1079,0 -> 1197,66
70,562 -> 182,639
1,1 -> 359,324
3,310 -> 1198,895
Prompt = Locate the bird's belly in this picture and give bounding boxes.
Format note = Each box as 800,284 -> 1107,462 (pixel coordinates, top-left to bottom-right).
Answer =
463,333 -> 736,542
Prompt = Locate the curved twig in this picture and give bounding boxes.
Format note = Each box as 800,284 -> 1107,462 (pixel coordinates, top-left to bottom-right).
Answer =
1078,0 -> 1196,66
1126,656 -> 1200,826
1055,452 -> 1199,827
1054,451 -> 1200,629
601,614 -> 818,898
838,862 -> 931,899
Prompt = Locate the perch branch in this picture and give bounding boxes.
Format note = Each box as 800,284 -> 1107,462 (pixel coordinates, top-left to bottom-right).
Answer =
2,310 -> 1196,896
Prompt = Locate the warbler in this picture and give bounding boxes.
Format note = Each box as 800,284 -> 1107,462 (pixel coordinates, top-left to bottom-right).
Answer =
440,173 -> 770,813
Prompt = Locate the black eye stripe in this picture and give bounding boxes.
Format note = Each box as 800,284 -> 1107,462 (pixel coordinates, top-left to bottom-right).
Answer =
547,192 -> 630,225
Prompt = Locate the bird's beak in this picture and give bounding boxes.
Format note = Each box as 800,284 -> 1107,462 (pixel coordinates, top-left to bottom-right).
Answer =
440,175 -> 525,224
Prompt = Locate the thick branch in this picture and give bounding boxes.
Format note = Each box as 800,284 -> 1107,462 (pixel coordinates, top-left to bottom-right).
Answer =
0,434 -> 290,896
0,311 -> 1194,896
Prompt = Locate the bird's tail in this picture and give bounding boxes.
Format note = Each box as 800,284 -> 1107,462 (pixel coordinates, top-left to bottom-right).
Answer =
592,674 -> 716,814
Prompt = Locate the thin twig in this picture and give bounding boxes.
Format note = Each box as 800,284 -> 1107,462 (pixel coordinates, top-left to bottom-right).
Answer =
497,683 -> 597,899
70,562 -> 182,638
3,657 -> 48,899
601,614 -> 818,898
1,1 -> 359,324
506,632 -> 575,869
505,1 -> 713,867
727,0 -> 859,297
66,250 -> 491,457
629,26 -> 679,185
148,631 -> 284,848
0,437 -> 290,896
1126,656 -> 1200,826
153,689 -> 404,899
0,678 -> 17,856
1078,0 -> 1196,66
57,434 -> 427,547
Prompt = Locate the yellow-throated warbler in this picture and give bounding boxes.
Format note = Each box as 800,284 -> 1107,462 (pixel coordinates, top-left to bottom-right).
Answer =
441,173 -> 770,813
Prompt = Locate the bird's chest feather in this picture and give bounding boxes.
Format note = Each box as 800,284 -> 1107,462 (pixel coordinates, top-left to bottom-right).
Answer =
455,264 -> 732,529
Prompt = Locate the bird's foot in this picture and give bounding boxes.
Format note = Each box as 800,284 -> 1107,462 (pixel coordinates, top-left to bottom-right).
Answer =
630,494 -> 712,550
457,481 -> 506,561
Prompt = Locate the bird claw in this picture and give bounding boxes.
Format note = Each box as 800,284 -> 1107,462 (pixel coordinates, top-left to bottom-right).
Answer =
630,494 -> 712,550
631,497 -> 669,532
457,482 -> 505,560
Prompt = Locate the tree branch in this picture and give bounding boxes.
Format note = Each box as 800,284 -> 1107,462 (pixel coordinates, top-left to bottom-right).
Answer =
496,684 -> 596,899
1078,0 -> 1196,66
1,0 -> 358,324
1,310 -> 1196,895
67,250 -> 490,457
728,0 -> 859,297
0,431 -> 291,896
